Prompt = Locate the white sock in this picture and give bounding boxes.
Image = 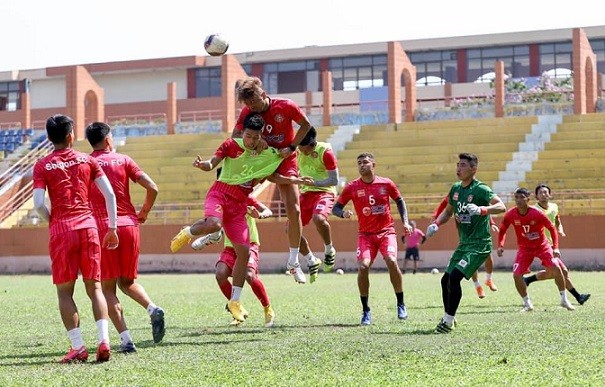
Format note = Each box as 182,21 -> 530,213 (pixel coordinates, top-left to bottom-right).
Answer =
303,253 -> 315,263
485,273 -> 492,280
522,296 -> 531,304
184,226 -> 194,237
288,248 -> 300,266
443,314 -> 455,326
560,291 -> 568,302
231,286 -> 243,301
473,280 -> 481,287
324,244 -> 334,254
67,327 -> 85,349
96,319 -> 110,345
119,330 -> 133,344
146,303 -> 158,316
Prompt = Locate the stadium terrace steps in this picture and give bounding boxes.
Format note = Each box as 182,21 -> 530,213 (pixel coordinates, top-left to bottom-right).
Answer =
516,113 -> 605,207
335,117 -> 538,219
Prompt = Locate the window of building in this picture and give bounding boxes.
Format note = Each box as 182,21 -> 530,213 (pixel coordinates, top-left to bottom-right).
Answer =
194,67 -> 222,98
329,55 -> 387,91
588,38 -> 605,74
467,45 -> 530,82
262,60 -> 320,94
539,42 -> 572,77
409,50 -> 458,84
0,81 -> 20,111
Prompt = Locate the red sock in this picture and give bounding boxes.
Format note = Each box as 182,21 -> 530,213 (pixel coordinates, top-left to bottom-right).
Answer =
218,280 -> 232,300
249,277 -> 269,307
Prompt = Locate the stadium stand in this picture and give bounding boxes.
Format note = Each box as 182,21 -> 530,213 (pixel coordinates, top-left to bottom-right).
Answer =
518,112 -> 605,215
4,114 -> 605,228
335,116 -> 538,218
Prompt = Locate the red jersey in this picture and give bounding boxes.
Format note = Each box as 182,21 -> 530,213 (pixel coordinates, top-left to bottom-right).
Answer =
32,148 -> 104,236
247,196 -> 261,208
337,176 -> 401,234
498,206 -> 559,250
432,195 -> 448,219
322,149 -> 338,170
89,150 -> 144,227
235,98 -> 304,149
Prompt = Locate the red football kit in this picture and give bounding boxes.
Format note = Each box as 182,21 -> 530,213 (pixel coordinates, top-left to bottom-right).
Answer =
337,176 -> 402,262
89,150 -> 145,280
498,206 -> 559,275
33,148 -> 106,283
234,98 -> 304,177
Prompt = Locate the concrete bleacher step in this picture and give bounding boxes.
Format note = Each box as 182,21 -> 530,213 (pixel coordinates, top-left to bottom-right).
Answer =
546,139 -> 605,150
561,112 -> 605,123
525,168 -> 604,180
524,178 -> 605,190
355,124 -> 533,140
396,116 -> 538,130
346,133 -> 528,148
343,142 -> 519,154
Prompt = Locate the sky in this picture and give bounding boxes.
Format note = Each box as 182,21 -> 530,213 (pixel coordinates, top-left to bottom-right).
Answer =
1,0 -> 603,72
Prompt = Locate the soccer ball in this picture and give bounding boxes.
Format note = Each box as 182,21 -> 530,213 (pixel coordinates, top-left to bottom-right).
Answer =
336,269 -> 344,275
204,34 -> 229,56
431,268 -> 440,275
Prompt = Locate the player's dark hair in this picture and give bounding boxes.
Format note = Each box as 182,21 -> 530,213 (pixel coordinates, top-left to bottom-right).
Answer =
85,122 -> 111,147
534,183 -> 551,196
357,152 -> 375,161
298,127 -> 317,147
515,187 -> 531,197
45,114 -> 74,144
243,113 -> 265,131
459,152 -> 478,167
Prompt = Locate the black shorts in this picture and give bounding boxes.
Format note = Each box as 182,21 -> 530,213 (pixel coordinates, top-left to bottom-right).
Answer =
405,247 -> 420,261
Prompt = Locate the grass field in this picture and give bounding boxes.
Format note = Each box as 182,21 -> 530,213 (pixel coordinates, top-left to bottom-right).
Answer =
1,271 -> 603,386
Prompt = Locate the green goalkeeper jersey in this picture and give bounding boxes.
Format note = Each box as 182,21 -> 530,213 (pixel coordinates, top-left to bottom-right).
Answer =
448,179 -> 495,245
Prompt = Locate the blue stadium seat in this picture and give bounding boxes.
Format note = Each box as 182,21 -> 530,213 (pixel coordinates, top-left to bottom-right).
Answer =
25,128 -> 34,137
12,135 -> 23,145
16,128 -> 24,136
0,130 -> 7,138
7,129 -> 16,136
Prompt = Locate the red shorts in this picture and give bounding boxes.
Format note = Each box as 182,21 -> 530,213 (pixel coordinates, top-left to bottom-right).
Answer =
205,187 -> 250,246
49,228 -> 101,284
513,244 -> 556,276
217,244 -> 260,274
356,229 -> 398,263
300,191 -> 335,226
100,225 -> 140,280
276,153 -> 298,177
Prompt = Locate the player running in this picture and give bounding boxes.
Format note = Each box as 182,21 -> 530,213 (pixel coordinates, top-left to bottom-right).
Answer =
497,187 -> 575,312
86,122 -> 166,351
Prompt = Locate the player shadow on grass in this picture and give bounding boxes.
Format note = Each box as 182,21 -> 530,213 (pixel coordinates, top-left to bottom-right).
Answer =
0,351 -> 122,366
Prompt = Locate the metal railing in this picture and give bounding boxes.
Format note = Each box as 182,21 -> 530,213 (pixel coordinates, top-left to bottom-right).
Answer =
9,190 -> 605,228
0,139 -> 53,223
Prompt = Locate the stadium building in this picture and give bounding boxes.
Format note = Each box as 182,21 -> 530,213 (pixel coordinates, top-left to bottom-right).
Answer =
1,25 -> 604,273
0,25 -> 604,138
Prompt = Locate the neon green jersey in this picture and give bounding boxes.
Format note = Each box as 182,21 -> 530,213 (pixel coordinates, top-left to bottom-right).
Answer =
534,202 -> 559,244
218,139 -> 283,185
297,142 -> 337,195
